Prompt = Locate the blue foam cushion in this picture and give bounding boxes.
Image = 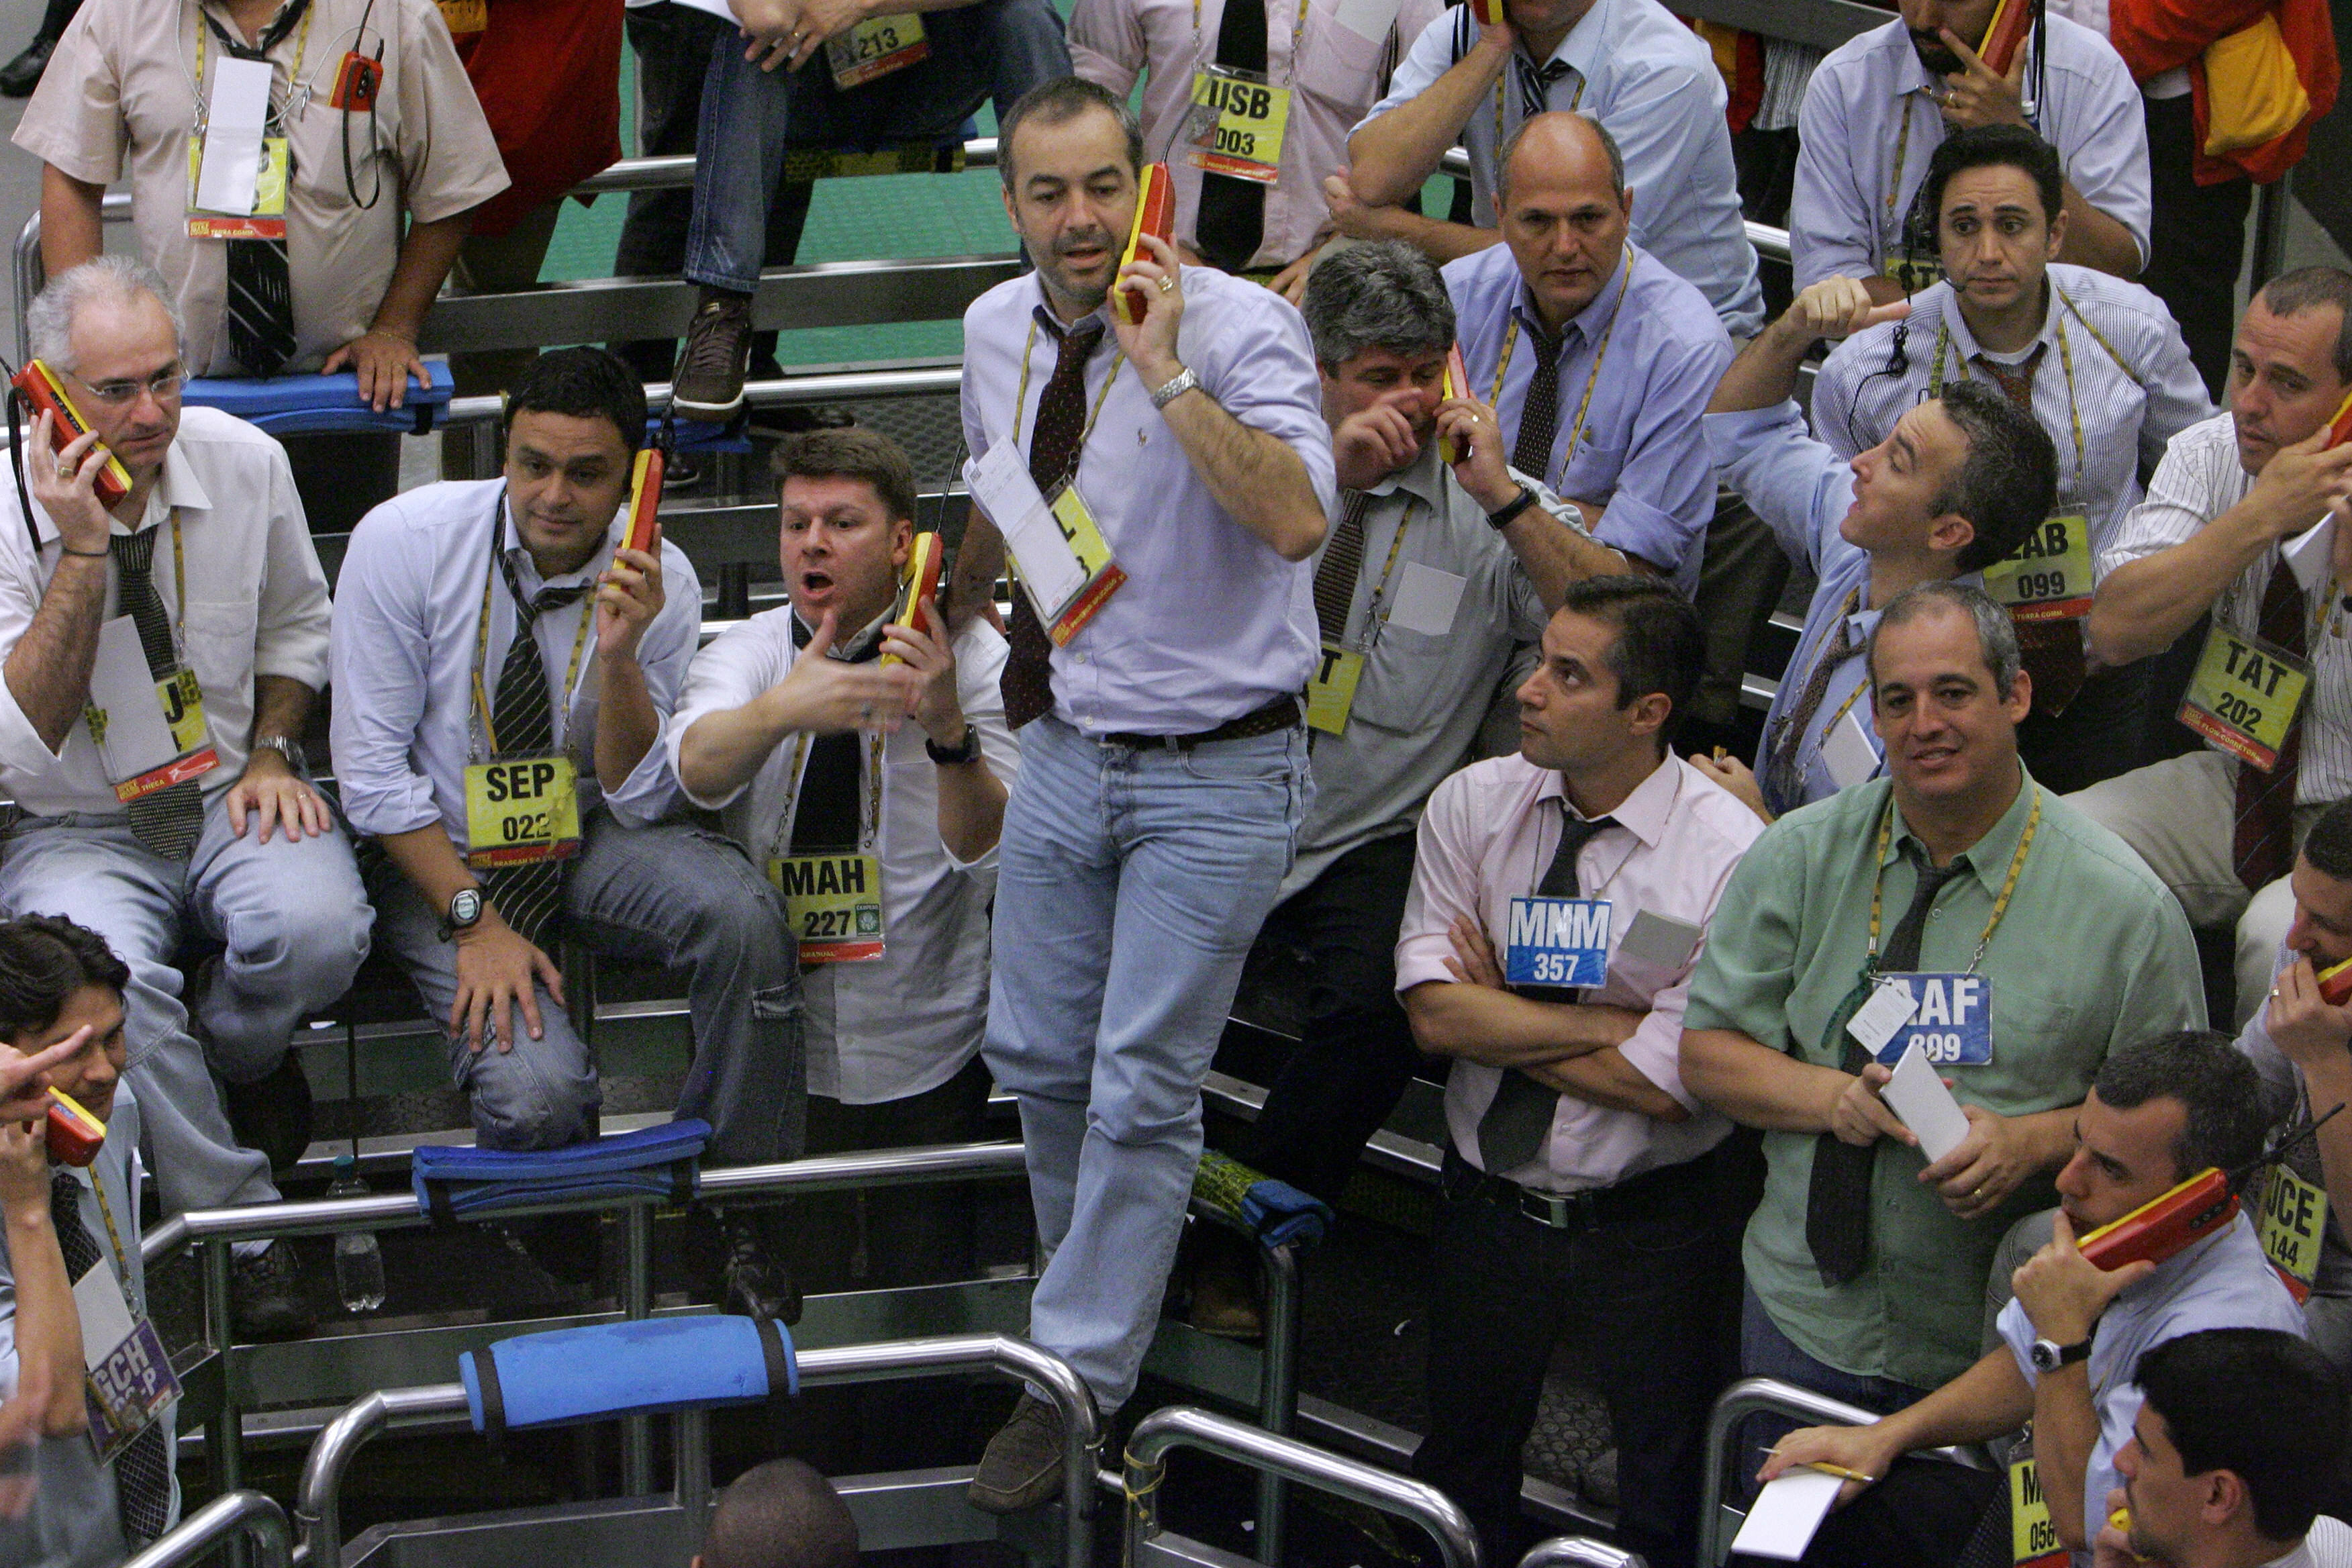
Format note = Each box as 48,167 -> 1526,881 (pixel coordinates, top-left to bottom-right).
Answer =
181,365 -> 453,435
412,1119 -> 709,1218
460,1316 -> 795,1431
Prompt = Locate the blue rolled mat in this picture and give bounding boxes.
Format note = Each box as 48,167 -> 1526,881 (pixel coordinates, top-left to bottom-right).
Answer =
181,366 -> 453,436
411,1118 -> 709,1221
460,1315 -> 796,1433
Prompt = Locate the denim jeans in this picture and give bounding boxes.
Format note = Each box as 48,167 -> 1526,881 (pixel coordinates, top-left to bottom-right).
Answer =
373,812 -> 803,1160
985,714 -> 1309,1408
0,801 -> 372,1216
1734,1284 -> 1933,1505
682,0 -> 1070,293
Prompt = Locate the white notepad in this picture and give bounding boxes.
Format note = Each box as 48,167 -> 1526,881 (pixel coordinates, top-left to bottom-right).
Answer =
1730,1469 -> 1844,1561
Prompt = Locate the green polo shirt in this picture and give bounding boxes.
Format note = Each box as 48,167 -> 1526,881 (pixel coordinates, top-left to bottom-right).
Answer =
1683,767 -> 2204,1389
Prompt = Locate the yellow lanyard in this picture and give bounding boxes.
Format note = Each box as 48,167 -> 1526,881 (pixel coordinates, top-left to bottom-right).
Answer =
1191,0 -> 1315,85
1883,94 -> 1921,250
1930,319 -> 2087,489
1864,786 -> 2041,975
1492,58 -> 1583,156
1344,495 -> 1418,648
88,1171 -> 134,1287
1486,245 -> 1631,491
469,499 -> 594,761
193,0 -> 313,135
1014,317 -> 1126,489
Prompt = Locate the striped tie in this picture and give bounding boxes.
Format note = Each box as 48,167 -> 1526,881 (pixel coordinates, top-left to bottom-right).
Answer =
52,1171 -> 173,1544
201,1 -> 308,375
1765,602 -> 1859,810
482,556 -> 589,950
111,528 -> 206,860
1310,490 -> 1371,645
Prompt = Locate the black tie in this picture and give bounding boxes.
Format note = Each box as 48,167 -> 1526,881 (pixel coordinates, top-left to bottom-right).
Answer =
1508,320 -> 1566,485
1804,844 -> 1967,1285
111,528 -> 207,860
1001,318 -> 1105,730
202,0 -> 307,375
1310,490 -> 1372,644
1193,0 -> 1269,272
788,616 -> 882,853
1475,803 -> 1616,1173
51,1171 -> 172,1545
482,552 -> 589,950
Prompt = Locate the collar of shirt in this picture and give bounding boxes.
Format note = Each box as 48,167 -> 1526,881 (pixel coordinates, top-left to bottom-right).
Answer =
499,498 -> 611,598
790,605 -> 891,660
1881,22 -> 1940,99
1510,252 -> 1627,354
1883,762 -> 2039,901
1027,281 -> 1114,344
26,436 -> 212,546
1932,279 -> 2062,370
1363,439 -> 1449,507
1526,747 -> 1681,869
1520,0 -> 1609,83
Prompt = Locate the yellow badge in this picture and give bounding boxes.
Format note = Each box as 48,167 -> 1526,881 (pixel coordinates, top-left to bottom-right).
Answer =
2009,1456 -> 2067,1568
2259,1164 -> 2327,1297
1306,644 -> 1365,735
186,136 -> 289,240
1985,514 -> 2094,621
826,13 -> 928,89
156,668 -> 209,758
2178,624 -> 2312,773
435,0 -> 487,32
463,756 -> 582,869
1883,252 -> 1944,293
769,852 -> 885,964
1036,484 -> 1126,647
1186,66 -> 1292,185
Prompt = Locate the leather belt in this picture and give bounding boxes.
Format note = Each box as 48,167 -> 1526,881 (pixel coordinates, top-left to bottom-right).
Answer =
1101,693 -> 1301,752
1442,1144 -> 1716,1232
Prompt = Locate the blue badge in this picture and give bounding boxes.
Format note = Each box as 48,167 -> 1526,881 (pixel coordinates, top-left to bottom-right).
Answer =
1504,896 -> 1612,987
1870,972 -> 1993,1066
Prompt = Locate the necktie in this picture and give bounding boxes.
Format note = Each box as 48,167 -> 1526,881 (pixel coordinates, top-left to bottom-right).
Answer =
1311,490 -> 1371,645
1515,54 -> 1571,120
1972,348 -> 2088,716
1475,803 -> 1616,1173
1193,0 -> 1269,272
482,554 -> 589,950
1001,319 -> 1106,730
2234,560 -> 2306,891
203,1 -> 307,376
111,528 -> 207,860
1765,593 -> 1860,808
1508,321 -> 1566,485
1804,844 -> 1967,1285
51,1171 -> 173,1545
789,616 -> 881,852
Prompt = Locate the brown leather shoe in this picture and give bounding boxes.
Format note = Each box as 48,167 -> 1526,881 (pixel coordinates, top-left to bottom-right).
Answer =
968,1393 -> 1065,1514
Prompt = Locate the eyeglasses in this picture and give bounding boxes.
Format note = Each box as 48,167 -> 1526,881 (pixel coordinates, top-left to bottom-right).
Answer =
70,366 -> 186,407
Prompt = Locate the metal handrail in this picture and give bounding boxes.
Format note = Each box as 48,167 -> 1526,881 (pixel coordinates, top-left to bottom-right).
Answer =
1124,1405 -> 1482,1568
125,1489 -> 293,1568
1518,1536 -> 1648,1568
293,1334 -> 1101,1568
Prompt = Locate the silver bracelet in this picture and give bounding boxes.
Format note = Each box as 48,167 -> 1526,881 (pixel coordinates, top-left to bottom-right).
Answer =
1149,366 -> 1200,410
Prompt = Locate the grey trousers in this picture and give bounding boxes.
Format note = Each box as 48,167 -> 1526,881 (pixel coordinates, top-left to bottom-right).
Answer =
373,813 -> 805,1161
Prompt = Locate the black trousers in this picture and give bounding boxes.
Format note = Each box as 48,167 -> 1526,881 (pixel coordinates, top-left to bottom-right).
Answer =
2014,658 -> 2150,795
2141,93 -> 2253,402
1411,1149 -> 1732,1568
1245,831 -> 1424,1203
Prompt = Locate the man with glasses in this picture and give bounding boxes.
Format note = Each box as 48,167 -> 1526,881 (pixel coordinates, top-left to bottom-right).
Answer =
0,257 -> 370,1342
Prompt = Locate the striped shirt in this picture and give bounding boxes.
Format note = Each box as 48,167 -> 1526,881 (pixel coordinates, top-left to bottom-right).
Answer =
1813,265 -> 2214,562
2100,412 -> 2352,805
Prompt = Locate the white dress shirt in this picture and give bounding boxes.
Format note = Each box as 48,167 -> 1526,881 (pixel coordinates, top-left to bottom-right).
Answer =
1361,0 -> 1764,336
1395,751 -> 1763,1192
1814,265 -> 2214,561
959,268 -> 1333,736
1790,14 -> 2151,291
664,607 -> 1020,1104
1071,0 -> 1442,271
328,479 -> 696,848
0,405 -> 331,818
2100,413 -> 2352,806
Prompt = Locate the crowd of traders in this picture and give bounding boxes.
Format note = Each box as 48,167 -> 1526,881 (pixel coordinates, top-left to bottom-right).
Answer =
1,0 -> 2351,1564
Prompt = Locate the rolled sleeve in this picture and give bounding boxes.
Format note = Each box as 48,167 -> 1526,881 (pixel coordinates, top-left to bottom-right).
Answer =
1199,293 -> 1340,516
1680,823 -> 1803,1046
663,618 -> 779,815
1393,771 -> 1485,995
392,0 -> 511,224
1790,72 -> 1875,291
2060,45 -> 2153,268
1069,0 -> 1143,98
2096,433 -> 2219,577
11,10 -> 127,187
1708,402 -> 1850,576
1594,329 -> 1728,589
327,510 -> 446,839
252,445 -> 332,689
1620,972 -> 1702,1110
0,521 -> 64,775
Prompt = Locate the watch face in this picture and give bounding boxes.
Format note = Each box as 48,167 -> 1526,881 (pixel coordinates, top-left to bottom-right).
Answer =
450,889 -> 482,927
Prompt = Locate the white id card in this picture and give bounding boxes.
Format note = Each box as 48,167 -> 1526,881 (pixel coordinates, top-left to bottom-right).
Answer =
1883,1037 -> 1971,1162
965,442 -> 1087,612
1616,908 -> 1702,971
1387,562 -> 1466,636
72,1256 -> 136,1371
194,56 -> 274,215
1845,978 -> 1917,1056
2286,514 -> 2336,593
1821,707 -> 1881,790
87,617 -> 183,777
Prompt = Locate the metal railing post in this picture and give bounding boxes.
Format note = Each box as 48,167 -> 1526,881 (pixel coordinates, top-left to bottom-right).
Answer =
1252,1241 -> 1301,1567
675,1408 -> 714,1536
124,1489 -> 293,1568
201,1237 -> 240,1495
622,1202 -> 655,1494
1516,1537 -> 1647,1568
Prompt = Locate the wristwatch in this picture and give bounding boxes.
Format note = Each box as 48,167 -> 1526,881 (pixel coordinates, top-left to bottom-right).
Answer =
926,724 -> 982,766
2028,1335 -> 2094,1373
1485,485 -> 1539,532
438,887 -> 485,943
251,734 -> 307,774
1149,366 -> 1200,411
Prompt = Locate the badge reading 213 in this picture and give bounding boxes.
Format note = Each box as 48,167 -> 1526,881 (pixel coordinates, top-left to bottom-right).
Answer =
1503,897 -> 1611,988
1871,973 -> 1993,1067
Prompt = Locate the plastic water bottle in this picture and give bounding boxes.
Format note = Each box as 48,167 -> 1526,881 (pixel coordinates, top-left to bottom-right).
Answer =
328,1155 -> 386,1313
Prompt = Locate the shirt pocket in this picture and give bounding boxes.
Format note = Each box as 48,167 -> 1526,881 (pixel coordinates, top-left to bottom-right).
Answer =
1294,21 -> 1386,113
1346,623 -> 1471,736
177,599 -> 257,748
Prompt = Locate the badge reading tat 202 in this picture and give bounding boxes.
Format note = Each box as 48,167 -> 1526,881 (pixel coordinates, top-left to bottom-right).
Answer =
2179,624 -> 2311,773
1503,897 -> 1611,988
1869,973 -> 1994,1067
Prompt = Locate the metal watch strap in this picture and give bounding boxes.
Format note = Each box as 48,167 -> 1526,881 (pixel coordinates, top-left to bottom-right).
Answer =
1149,366 -> 1200,410
252,734 -> 307,773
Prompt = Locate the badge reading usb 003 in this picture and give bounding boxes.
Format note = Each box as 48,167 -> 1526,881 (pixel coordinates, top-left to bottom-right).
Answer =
877,530 -> 945,670
622,447 -> 664,557
2077,1167 -> 2239,1271
1113,163 -> 1177,328
45,1087 -> 105,1168
1976,0 -> 2034,74
12,361 -> 132,508
1436,344 -> 1471,465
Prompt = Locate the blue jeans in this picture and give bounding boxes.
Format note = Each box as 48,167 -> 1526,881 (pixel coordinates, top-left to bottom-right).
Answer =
985,714 -> 1310,1408
683,0 -> 1070,293
1734,1285 -> 1933,1503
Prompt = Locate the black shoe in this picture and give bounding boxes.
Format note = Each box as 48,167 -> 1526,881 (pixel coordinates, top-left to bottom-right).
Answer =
0,35 -> 55,97
230,1239 -> 317,1342
721,1216 -> 802,1325
671,289 -> 753,422
744,403 -> 854,439
495,1216 -> 604,1302
222,1051 -> 313,1175
969,1393 -> 1066,1514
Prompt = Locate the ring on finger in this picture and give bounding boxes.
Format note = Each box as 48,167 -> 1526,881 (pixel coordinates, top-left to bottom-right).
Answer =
1157,277 -> 1175,294
54,460 -> 74,479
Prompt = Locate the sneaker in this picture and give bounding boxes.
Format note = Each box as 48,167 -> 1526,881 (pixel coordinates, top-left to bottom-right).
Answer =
230,1239 -> 317,1342
671,290 -> 754,422
1185,1248 -> 1265,1340
969,1393 -> 1066,1514
721,1215 -> 802,1326
0,34 -> 55,98
222,1050 -> 314,1175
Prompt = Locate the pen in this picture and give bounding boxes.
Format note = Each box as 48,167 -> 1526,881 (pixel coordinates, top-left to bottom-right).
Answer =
1803,1461 -> 1877,1485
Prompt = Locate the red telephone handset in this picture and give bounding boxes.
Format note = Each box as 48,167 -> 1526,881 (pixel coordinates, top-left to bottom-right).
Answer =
2324,387 -> 2352,451
13,360 -> 132,509
1976,0 -> 2033,76
2318,953 -> 2352,1007
1467,0 -> 1505,26
1114,164 -> 1177,329
1436,344 -> 1472,466
44,1087 -> 104,1169
622,448 -> 663,558
2077,1167 -> 2240,1271
877,530 -> 946,670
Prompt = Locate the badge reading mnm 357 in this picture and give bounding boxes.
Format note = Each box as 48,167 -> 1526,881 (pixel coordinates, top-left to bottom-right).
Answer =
1503,897 -> 1610,988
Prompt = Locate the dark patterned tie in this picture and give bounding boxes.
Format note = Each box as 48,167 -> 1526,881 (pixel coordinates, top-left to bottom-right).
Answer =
52,1171 -> 172,1544
1475,804 -> 1616,1173
1805,845 -> 1966,1285
1193,0 -> 1268,272
110,528 -> 206,860
1311,490 -> 1372,644
202,1 -> 307,376
1508,320 -> 1566,485
1765,592 -> 1860,808
482,555 -> 589,950
1515,54 -> 1571,119
1973,349 -> 2088,715
2234,560 -> 2306,891
1001,319 -> 1106,730
788,615 -> 882,852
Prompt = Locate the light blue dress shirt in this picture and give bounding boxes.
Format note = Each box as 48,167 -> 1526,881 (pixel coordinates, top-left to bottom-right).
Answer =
1443,240 -> 1731,597
1790,14 -> 2151,292
958,267 -> 1334,738
328,479 -> 699,849
1361,0 -> 1764,336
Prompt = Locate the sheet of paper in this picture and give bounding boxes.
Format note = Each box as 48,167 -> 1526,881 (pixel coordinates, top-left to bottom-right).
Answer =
966,444 -> 1085,613
1730,1470 -> 1845,1562
1821,707 -> 1881,790
1332,0 -> 1406,42
88,616 -> 180,777
1883,1036 -> 1972,1161
72,1247 -> 137,1370
2284,514 -> 2335,593
1618,908 -> 1702,971
194,56 -> 273,215
1845,979 -> 1916,1056
1387,562 -> 1466,637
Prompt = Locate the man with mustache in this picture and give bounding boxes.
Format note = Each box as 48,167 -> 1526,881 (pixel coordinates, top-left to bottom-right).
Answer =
2077,268 -> 2352,1028
949,75 -> 1330,1514
1790,0 -> 2149,299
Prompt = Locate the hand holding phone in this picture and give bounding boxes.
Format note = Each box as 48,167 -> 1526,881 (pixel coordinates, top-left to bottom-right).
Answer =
1114,164 -> 1177,329
44,1087 -> 104,1169
13,360 -> 132,509
878,530 -> 945,670
622,448 -> 663,557
2076,1167 -> 2237,1271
